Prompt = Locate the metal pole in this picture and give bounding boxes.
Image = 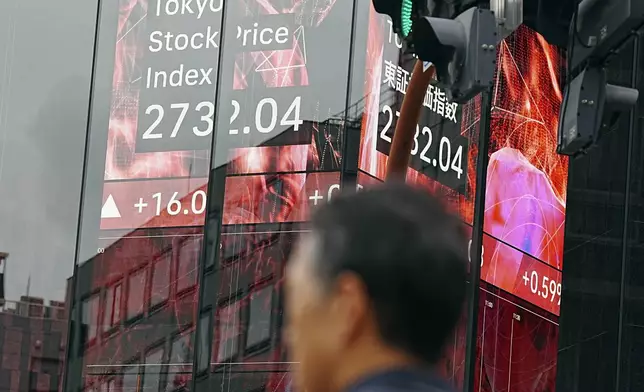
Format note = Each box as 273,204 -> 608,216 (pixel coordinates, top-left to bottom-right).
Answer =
63,0 -> 104,390
462,87 -> 493,392
615,31 -> 640,392
339,0 -> 362,192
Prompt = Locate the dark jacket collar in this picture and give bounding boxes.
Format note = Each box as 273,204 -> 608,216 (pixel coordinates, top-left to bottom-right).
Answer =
345,368 -> 453,392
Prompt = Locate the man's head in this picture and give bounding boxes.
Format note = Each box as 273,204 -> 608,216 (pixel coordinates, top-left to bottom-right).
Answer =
284,183 -> 468,392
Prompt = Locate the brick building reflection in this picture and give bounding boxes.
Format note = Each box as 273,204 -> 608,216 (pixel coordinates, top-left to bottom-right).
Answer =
73,221 -> 293,392
76,227 -> 200,392
0,250 -> 68,392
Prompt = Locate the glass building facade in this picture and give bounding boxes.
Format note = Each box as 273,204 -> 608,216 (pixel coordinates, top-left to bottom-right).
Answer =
9,1 -> 644,392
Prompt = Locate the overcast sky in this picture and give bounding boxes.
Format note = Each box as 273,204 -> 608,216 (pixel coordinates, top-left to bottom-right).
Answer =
0,0 -> 97,303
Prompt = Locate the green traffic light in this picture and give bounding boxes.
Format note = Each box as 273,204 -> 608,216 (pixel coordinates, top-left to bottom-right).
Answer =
400,0 -> 413,37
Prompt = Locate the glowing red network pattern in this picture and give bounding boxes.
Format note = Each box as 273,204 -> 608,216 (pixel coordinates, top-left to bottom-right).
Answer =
222,172 -> 341,224
481,233 -> 562,315
477,27 -> 563,392
484,25 -> 568,271
475,288 -> 558,392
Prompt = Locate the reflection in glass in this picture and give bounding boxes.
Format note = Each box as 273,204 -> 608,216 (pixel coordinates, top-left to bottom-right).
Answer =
102,378 -> 116,392
166,332 -> 194,391
143,349 -> 164,392
197,313 -> 211,372
151,252 -> 172,307
103,282 -> 122,332
83,294 -> 100,343
122,364 -> 140,392
127,268 -> 147,320
246,286 -> 273,349
70,0 -> 213,386
212,0 -> 353,170
216,301 -> 240,363
177,238 -> 200,292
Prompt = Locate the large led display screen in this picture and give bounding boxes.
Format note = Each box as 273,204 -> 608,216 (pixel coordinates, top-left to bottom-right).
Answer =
354,5 -> 565,392
75,0 -> 227,388
481,25 -> 566,316
475,24 -> 565,392
76,0 -> 353,389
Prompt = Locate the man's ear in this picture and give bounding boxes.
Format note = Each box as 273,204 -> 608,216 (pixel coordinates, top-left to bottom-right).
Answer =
332,272 -> 371,343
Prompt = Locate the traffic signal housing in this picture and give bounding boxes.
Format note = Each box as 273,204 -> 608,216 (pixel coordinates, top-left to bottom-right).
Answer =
414,7 -> 497,103
371,0 -> 428,39
370,0 -> 498,103
557,65 -> 639,156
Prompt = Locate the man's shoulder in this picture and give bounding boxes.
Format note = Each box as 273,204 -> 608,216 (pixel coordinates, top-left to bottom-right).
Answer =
347,369 -> 454,392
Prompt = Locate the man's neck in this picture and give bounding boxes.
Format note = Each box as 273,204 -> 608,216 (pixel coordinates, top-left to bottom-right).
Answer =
332,345 -> 423,392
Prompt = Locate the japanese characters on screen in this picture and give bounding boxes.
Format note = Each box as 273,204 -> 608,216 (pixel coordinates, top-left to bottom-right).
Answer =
356,6 -> 566,392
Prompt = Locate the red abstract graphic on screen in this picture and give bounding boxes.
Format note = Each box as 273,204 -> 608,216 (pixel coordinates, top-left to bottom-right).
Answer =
484,25 -> 567,271
104,0 -> 208,180
104,0 -> 342,181
474,287 -> 558,392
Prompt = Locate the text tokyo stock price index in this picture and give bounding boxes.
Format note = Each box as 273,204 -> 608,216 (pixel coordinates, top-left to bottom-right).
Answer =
133,0 -> 224,153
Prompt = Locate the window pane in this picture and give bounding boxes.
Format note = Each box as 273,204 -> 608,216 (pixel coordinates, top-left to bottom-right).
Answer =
83,294 -> 100,342
177,238 -> 200,292
150,253 -> 172,307
114,284 -> 122,323
103,288 -> 113,332
143,349 -> 164,392
197,314 -> 211,373
215,302 -> 240,363
127,268 -> 147,320
122,365 -> 139,392
246,286 -> 273,349
166,333 -> 194,391
103,283 -> 122,331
